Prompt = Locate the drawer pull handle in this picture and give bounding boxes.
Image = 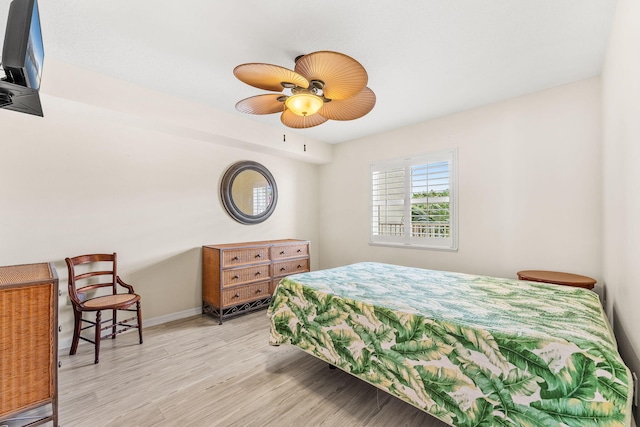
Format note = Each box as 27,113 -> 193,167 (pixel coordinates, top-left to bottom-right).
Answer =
256,271 -> 262,276
233,275 -> 240,279
256,289 -> 262,293
280,267 -> 286,272
297,265 -> 302,268
233,293 -> 240,298
280,250 -> 286,255
297,249 -> 302,253
59,361 -> 62,368
232,256 -> 239,261
58,325 -> 62,333
255,254 -> 262,258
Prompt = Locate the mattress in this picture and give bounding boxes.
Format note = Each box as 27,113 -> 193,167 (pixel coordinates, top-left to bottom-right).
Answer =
268,262 -> 633,426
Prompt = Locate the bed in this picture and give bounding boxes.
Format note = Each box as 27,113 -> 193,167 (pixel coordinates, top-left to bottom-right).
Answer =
267,262 -> 633,426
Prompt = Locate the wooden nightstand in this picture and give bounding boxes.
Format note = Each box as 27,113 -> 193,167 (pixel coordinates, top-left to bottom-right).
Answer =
516,270 -> 596,290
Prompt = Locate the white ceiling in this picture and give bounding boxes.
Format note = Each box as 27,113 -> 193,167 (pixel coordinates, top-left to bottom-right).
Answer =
0,0 -> 617,144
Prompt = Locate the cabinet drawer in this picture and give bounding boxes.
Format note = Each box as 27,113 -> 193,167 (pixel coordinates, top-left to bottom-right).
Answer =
270,279 -> 281,295
271,244 -> 309,261
272,258 -> 310,278
222,265 -> 270,287
222,247 -> 269,268
222,281 -> 270,307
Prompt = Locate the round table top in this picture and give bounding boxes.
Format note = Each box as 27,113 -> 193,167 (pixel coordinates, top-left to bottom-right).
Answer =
516,270 -> 596,289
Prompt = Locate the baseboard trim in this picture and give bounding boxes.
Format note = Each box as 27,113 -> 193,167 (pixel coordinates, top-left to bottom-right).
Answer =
58,306 -> 203,351
144,306 -> 203,328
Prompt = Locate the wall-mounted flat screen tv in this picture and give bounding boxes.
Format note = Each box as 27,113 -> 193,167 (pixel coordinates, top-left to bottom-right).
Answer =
0,0 -> 44,116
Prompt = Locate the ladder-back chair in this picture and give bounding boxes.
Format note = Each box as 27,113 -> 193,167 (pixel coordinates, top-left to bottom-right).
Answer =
65,253 -> 143,363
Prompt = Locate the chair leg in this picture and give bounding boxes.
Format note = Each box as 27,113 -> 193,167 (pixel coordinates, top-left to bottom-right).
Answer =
69,309 -> 82,356
137,301 -> 143,344
94,310 -> 102,364
112,308 -> 117,340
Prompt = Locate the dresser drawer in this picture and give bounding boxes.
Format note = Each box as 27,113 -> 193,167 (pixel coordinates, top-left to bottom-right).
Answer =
222,247 -> 269,268
222,265 -> 270,287
271,243 -> 309,261
272,258 -> 310,278
270,278 -> 282,295
222,281 -> 270,307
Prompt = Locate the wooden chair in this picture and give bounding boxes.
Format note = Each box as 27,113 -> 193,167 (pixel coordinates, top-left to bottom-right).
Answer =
65,253 -> 143,364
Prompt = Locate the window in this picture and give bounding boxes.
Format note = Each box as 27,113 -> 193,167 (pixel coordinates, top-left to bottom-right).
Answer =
370,149 -> 457,250
252,186 -> 269,215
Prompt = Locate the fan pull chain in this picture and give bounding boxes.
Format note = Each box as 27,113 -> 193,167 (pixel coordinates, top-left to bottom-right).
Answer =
303,115 -> 308,152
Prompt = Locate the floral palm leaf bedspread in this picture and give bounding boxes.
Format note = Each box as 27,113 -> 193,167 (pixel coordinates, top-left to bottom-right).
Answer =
267,262 -> 633,427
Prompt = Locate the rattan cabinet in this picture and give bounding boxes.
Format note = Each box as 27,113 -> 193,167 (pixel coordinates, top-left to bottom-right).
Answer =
202,239 -> 310,324
0,262 -> 59,427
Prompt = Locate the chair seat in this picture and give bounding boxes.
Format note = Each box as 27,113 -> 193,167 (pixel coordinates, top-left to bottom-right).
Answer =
82,293 -> 140,310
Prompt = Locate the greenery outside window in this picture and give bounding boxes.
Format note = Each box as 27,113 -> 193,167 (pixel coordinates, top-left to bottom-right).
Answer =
370,149 -> 458,250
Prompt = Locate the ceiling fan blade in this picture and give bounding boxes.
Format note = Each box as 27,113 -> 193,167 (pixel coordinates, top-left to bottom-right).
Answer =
280,109 -> 328,129
235,94 -> 285,115
319,87 -> 376,121
294,51 -> 368,100
234,63 -> 309,92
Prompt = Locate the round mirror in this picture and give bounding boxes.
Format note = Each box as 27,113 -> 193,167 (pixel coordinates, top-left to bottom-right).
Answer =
220,161 -> 278,224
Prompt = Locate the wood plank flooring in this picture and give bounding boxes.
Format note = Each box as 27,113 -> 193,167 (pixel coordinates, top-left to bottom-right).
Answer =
58,310 -> 449,427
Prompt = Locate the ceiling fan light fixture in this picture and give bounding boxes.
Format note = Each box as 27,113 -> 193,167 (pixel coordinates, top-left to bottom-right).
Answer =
234,51 -> 375,128
285,93 -> 323,117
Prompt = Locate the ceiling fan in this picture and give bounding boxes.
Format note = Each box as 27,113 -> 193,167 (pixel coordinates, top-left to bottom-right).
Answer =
233,51 -> 376,129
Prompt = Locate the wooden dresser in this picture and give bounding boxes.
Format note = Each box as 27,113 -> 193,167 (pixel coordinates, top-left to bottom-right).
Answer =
202,239 -> 310,324
0,262 -> 59,427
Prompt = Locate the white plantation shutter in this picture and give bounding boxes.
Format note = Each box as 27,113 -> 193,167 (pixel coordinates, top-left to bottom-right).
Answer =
252,186 -> 268,215
371,162 -> 405,243
370,149 -> 457,250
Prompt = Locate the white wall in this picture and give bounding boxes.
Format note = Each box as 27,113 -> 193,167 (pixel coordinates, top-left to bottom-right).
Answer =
319,78 -> 603,283
602,0 -> 640,419
0,63 -> 323,346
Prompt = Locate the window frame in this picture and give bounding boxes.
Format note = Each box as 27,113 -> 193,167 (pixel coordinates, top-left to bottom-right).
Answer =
369,148 -> 458,251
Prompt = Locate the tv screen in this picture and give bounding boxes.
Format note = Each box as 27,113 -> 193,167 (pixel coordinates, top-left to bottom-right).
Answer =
2,0 -> 44,90
0,0 -> 44,116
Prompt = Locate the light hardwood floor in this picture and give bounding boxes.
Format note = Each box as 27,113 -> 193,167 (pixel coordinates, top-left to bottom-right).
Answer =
58,310 -> 449,427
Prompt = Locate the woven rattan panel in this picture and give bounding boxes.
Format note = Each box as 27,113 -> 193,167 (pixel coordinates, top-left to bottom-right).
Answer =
0,263 -> 52,286
271,243 -> 309,261
221,265 -> 270,288
0,283 -> 54,417
222,281 -> 270,306
272,258 -> 310,278
222,247 -> 270,268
